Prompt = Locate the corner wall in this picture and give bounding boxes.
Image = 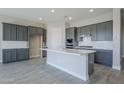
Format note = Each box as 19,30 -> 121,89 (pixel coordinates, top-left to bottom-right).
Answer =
47,22 -> 65,49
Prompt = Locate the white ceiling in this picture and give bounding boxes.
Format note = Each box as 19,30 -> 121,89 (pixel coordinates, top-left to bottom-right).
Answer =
0,8 -> 112,23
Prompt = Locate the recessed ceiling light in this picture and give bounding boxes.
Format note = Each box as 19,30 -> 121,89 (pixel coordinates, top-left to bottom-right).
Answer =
50,9 -> 55,13
89,9 -> 94,12
68,16 -> 72,20
39,17 -> 42,20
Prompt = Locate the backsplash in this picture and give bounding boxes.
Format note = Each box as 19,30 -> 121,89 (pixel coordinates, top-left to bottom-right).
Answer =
78,36 -> 113,50
79,41 -> 113,50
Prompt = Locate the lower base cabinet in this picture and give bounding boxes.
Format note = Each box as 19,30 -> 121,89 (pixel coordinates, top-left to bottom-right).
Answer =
78,48 -> 113,67
16,49 -> 29,61
95,50 -> 113,67
3,48 -> 29,63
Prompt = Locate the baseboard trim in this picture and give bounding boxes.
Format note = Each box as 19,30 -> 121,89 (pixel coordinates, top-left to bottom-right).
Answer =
112,65 -> 121,70
47,61 -> 88,81
30,55 -> 40,58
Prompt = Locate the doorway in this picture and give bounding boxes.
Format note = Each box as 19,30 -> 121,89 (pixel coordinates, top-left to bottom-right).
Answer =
29,27 -> 43,59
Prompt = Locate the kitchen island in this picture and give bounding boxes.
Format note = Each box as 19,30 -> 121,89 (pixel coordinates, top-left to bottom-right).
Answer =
42,48 -> 96,81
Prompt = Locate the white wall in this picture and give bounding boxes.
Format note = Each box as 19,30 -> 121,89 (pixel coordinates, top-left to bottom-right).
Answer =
1,41 -> 29,49
47,22 -> 65,49
0,23 -> 2,63
112,9 -> 121,70
0,15 -> 46,29
71,12 -> 113,27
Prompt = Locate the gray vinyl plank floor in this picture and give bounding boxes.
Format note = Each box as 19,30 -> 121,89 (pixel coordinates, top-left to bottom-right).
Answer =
0,58 -> 124,84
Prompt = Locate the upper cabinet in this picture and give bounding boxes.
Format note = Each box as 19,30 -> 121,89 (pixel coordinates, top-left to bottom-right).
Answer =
43,29 -> 47,46
3,23 -> 28,41
76,20 -> 113,41
96,21 -> 113,41
3,23 -> 16,41
90,24 -> 97,41
105,21 -> 113,41
80,26 -> 90,36
66,27 -> 75,39
16,25 -> 28,41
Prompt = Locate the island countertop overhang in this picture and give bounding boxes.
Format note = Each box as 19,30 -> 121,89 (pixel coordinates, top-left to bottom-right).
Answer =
42,48 -> 96,56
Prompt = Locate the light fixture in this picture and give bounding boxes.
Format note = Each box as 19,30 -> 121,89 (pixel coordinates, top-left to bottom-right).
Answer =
89,9 -> 94,12
39,17 -> 42,20
50,9 -> 55,13
68,16 -> 72,20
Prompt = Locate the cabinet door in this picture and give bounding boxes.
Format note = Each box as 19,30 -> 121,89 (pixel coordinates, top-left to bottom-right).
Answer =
11,49 -> 16,62
10,24 -> 17,41
43,29 -> 47,45
96,23 -> 106,41
3,23 -> 11,40
70,28 -> 75,39
77,27 -> 81,41
105,21 -> 113,41
90,24 -> 97,41
80,26 -> 90,36
24,49 -> 29,60
16,48 -> 29,61
102,50 -> 112,67
3,49 -> 11,63
95,50 -> 112,67
23,26 -> 28,41
17,25 -> 24,41
66,28 -> 70,39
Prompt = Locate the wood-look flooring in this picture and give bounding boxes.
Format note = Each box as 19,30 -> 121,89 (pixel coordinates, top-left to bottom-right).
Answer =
0,58 -> 123,84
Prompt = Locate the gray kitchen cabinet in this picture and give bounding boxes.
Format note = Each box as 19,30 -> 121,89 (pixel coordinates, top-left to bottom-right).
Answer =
16,48 -> 29,61
90,24 -> 97,41
3,23 -> 28,41
77,26 -> 90,42
66,28 -> 70,39
96,22 -> 106,41
10,24 -> 17,41
79,48 -> 113,67
96,21 -> 113,41
17,25 -> 28,41
3,49 -> 17,63
3,48 -> 29,63
23,26 -> 28,41
80,26 -> 90,36
17,25 -> 24,41
3,23 -> 11,40
43,29 -> 47,45
3,49 -> 11,63
66,27 -> 75,39
76,21 -> 113,41
65,27 -> 77,47
10,49 -> 17,62
105,21 -> 113,41
95,49 -> 112,67
77,27 -> 81,41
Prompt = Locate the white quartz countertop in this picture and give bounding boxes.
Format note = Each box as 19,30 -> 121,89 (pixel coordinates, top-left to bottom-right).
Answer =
42,48 -> 96,56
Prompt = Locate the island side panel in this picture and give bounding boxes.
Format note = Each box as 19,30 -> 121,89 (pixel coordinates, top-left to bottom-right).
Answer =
46,50 -> 89,81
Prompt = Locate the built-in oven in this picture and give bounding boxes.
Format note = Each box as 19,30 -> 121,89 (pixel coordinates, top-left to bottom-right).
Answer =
66,39 -> 74,48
